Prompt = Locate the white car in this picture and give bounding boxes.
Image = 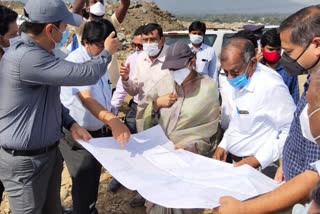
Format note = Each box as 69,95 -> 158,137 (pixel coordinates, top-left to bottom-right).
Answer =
164,28 -> 238,60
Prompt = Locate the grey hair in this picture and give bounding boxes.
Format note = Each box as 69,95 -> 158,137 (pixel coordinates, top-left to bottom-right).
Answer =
279,5 -> 320,46
221,38 -> 255,63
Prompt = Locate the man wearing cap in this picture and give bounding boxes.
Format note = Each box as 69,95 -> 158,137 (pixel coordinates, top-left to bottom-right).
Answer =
0,0 -> 120,213
71,0 -> 130,90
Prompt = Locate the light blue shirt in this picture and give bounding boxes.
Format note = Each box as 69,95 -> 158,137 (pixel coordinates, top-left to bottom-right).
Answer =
189,43 -> 217,80
60,45 -> 112,131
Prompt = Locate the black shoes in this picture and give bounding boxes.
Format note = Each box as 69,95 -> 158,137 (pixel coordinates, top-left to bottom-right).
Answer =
107,178 -> 122,193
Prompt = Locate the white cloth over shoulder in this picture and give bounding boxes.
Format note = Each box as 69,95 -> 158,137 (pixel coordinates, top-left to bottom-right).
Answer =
78,125 -> 278,209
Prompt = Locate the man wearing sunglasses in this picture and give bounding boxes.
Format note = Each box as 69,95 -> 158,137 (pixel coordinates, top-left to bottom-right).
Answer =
213,38 -> 295,173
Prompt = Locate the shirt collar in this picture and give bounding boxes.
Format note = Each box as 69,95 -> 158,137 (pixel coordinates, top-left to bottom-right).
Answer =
142,44 -> 168,64
240,63 -> 261,93
189,43 -> 205,52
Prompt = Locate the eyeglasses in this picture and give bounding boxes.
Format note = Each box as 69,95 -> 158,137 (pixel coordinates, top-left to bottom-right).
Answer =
132,42 -> 143,50
224,62 -> 251,78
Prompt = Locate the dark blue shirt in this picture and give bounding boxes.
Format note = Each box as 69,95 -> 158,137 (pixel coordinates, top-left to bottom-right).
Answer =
262,60 -> 299,104
282,78 -> 320,180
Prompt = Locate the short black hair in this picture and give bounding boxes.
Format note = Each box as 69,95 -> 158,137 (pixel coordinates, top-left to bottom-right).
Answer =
189,21 -> 206,34
279,5 -> 320,46
232,30 -> 258,49
0,5 -> 18,36
142,23 -> 163,38
20,9 -> 60,36
81,18 -> 116,45
261,28 -> 281,48
134,25 -> 145,37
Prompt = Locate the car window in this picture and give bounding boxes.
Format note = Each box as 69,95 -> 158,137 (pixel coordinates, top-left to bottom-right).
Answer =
222,33 -> 235,46
165,34 -> 217,47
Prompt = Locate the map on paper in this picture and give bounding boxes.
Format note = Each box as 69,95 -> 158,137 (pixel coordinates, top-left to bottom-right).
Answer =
77,125 -> 278,209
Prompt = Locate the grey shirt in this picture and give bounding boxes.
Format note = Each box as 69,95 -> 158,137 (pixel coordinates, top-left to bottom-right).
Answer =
0,33 -> 111,150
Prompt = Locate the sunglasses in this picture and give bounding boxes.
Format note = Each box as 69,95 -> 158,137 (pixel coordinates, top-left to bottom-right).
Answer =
132,42 -> 143,50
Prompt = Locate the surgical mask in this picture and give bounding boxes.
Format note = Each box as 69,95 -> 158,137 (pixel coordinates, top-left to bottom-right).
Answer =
262,50 -> 281,63
51,26 -> 69,49
90,2 -> 105,16
136,50 -> 142,55
143,43 -> 161,57
300,104 -> 320,144
227,63 -> 251,88
190,34 -> 203,45
169,66 -> 191,86
279,42 -> 320,76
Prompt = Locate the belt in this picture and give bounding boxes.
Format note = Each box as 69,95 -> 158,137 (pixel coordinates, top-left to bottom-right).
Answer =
230,154 -> 248,163
2,141 -> 58,156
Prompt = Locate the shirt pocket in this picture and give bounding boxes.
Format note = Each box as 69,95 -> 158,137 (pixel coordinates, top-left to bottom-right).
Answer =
196,58 -> 209,74
233,113 -> 253,135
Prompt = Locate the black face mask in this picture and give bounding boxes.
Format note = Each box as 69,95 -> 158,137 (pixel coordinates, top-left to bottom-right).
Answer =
280,42 -> 320,76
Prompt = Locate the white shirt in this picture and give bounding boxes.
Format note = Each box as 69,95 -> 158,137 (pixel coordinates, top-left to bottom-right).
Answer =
219,63 -> 296,168
189,43 -> 217,80
60,45 -> 112,131
111,51 -> 140,115
122,45 -> 169,102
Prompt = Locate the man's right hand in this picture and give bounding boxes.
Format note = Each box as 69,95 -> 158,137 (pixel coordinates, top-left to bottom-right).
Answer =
212,147 -> 227,161
120,62 -> 130,81
153,92 -> 178,112
108,118 -> 131,148
104,31 -> 119,55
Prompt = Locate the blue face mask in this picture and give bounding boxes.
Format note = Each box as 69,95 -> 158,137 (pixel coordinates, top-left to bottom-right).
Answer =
54,27 -> 69,49
227,62 -> 251,88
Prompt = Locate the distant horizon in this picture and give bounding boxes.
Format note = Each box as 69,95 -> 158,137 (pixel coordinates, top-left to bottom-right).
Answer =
6,0 -> 318,16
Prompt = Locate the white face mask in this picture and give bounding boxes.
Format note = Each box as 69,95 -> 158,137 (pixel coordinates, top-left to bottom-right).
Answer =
90,2 -> 105,16
143,43 -> 160,57
169,66 -> 191,86
300,104 -> 320,144
190,34 -> 203,45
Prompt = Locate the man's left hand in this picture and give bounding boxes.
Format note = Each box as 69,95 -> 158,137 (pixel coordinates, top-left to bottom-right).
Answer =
234,156 -> 260,168
70,123 -> 93,142
212,197 -> 246,214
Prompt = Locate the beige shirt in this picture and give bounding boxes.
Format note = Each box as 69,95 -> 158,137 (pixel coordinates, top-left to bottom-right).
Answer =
74,14 -> 121,89
122,45 -> 169,102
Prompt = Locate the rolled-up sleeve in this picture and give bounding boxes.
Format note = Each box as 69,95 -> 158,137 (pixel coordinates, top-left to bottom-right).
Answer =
19,49 -> 112,86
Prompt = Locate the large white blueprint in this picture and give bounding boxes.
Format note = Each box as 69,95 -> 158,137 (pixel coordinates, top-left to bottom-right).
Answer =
77,125 -> 278,209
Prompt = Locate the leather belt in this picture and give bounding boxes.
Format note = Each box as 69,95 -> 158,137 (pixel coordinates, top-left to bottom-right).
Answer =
2,141 -> 58,156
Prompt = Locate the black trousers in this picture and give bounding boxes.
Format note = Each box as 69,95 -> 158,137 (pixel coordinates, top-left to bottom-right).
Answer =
59,128 -> 111,214
125,100 -> 138,134
0,180 -> 4,203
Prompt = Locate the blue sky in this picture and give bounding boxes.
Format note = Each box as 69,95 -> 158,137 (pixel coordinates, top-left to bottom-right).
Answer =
140,0 -> 319,15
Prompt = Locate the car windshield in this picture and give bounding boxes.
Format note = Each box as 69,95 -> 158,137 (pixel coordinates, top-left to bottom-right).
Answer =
164,34 -> 217,47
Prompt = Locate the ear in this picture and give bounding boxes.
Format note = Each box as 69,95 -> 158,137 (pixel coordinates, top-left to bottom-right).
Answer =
44,24 -> 54,37
312,37 -> 320,56
160,36 -> 165,47
86,7 -> 90,13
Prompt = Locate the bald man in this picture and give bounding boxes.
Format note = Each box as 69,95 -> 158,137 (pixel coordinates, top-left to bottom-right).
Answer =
213,38 -> 295,171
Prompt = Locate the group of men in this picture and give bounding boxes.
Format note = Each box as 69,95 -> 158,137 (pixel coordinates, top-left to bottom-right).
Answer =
1,0 -> 320,213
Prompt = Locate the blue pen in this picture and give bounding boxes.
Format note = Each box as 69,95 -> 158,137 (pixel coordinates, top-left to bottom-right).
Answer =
236,106 -> 240,115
